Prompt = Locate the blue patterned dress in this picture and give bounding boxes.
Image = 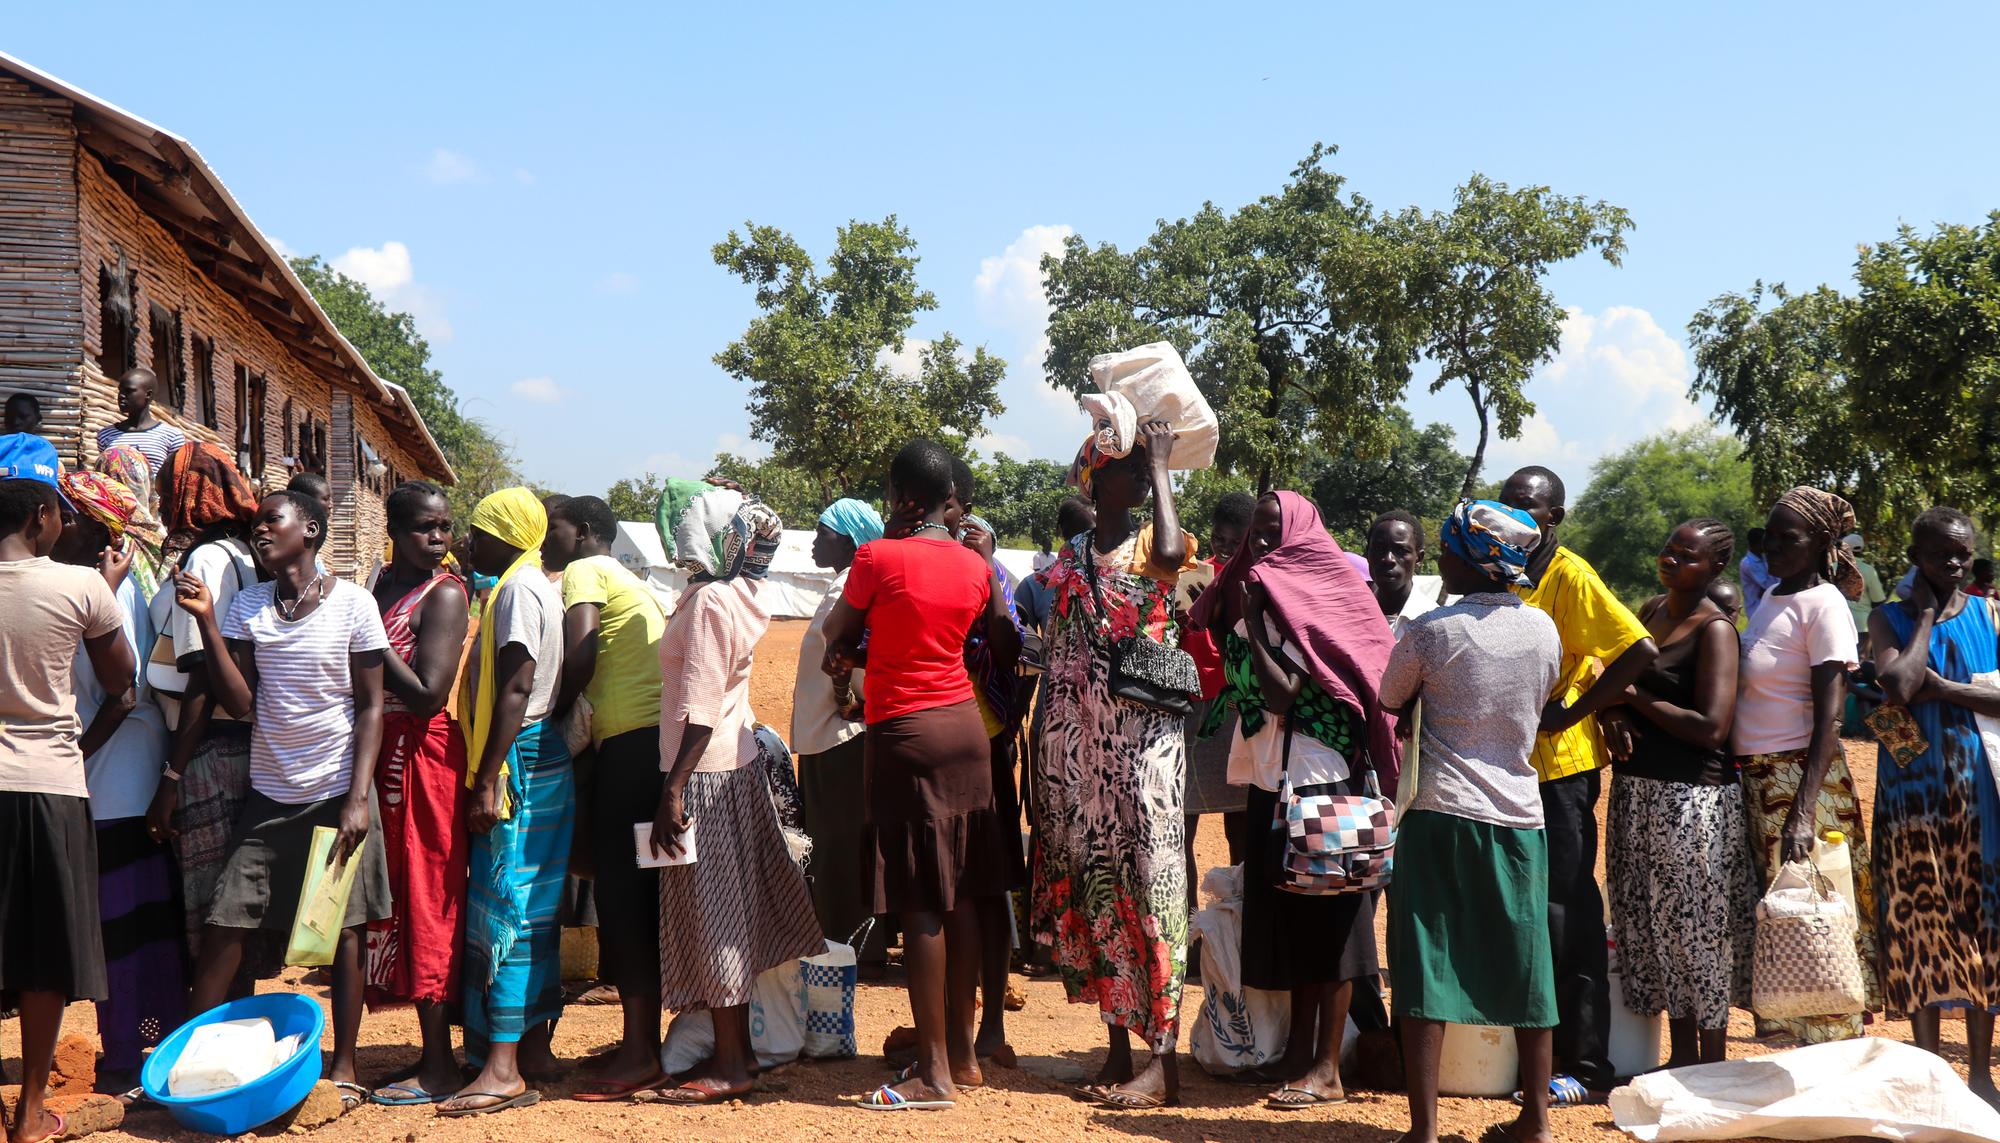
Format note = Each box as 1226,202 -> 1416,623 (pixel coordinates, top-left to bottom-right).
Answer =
1876,596 -> 2000,1017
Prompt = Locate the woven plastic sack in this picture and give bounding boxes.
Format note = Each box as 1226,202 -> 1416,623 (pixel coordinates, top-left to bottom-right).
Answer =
1752,860 -> 1866,1019
1188,865 -> 1290,1074
1086,341 -> 1218,470
660,958 -> 803,1073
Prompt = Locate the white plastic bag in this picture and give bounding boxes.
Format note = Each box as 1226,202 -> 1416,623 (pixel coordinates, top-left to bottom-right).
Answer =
168,1017 -> 279,1096
1610,1037 -> 2000,1143
1188,864 -> 1290,1075
660,959 -> 804,1074
1086,341 -> 1218,470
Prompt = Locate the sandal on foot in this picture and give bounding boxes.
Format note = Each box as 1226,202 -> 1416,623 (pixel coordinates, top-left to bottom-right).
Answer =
572,1071 -> 668,1102
14,1109 -> 63,1143
437,1089 -> 542,1117
1268,1084 -> 1346,1109
858,1083 -> 954,1111
1513,1074 -> 1595,1107
333,1081 -> 369,1113
370,1079 -> 454,1106
637,1079 -> 753,1106
1097,1088 -> 1174,1110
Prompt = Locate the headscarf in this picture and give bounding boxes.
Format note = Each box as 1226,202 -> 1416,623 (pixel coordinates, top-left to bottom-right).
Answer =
1775,486 -> 1865,601
659,482 -> 781,581
459,487 -> 548,806
1344,550 -> 1373,583
161,440 -> 258,564
818,498 -> 884,547
1190,491 -> 1402,790
97,444 -> 160,538
1065,393 -> 1141,496
59,471 -> 137,541
1440,499 -> 1542,587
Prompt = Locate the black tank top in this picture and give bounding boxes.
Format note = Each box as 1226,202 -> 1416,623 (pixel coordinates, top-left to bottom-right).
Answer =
1621,616 -> 1738,786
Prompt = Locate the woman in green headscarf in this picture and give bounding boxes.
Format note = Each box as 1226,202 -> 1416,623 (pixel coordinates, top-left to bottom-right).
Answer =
441,488 -> 574,1119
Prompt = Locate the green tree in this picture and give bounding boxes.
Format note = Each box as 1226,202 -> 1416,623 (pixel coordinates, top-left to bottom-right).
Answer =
1172,467 -> 1259,549
966,454 -> 1071,548
1305,407 -> 1467,545
1688,282 -> 1920,535
712,218 -> 1006,506
289,255 -> 518,520
708,453 -> 827,529
1845,216 -> 2000,521
1041,144 -> 1428,491
605,472 -> 666,522
1395,176 -> 1633,497
1564,428 -> 1755,605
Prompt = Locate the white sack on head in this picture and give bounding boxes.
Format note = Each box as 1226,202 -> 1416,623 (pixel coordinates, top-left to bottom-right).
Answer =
1086,340 -> 1218,471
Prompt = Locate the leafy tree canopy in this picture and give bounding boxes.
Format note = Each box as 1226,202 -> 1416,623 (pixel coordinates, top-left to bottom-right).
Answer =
713,218 -> 1005,507
1305,406 -> 1467,547
1564,428 -> 1755,606
965,454 -> 1071,549
605,472 -> 666,523
289,255 -> 519,521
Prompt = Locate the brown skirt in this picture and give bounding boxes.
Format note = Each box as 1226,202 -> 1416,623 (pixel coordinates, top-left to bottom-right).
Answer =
864,699 -> 1013,915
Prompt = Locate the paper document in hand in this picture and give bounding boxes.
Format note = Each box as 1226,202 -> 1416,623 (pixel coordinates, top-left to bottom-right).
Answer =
635,820 -> 698,868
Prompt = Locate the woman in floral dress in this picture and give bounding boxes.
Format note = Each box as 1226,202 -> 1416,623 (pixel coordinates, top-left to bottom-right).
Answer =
1032,420 -> 1198,1110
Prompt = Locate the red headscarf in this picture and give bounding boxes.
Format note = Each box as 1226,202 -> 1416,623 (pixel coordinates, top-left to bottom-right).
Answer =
161,441 -> 259,562
1192,491 -> 1401,790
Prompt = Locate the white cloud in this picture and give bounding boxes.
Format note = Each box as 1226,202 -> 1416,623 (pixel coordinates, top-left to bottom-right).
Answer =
269,235 -> 296,259
970,224 -> 1089,461
422,148 -> 479,184
714,432 -> 769,461
332,241 -> 413,294
330,241 -> 453,342
512,168 -> 536,186
1436,304 -> 1714,484
598,271 -> 641,294
510,376 -> 566,404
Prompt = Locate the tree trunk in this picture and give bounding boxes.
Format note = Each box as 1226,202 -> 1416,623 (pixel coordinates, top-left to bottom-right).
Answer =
1257,340 -> 1286,494
1458,376 -> 1490,500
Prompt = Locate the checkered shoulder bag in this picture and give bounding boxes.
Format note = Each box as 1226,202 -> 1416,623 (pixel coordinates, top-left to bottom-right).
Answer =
1274,721 -> 1396,896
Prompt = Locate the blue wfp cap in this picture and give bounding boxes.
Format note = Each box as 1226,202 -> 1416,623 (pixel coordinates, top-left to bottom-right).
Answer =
0,433 -> 74,510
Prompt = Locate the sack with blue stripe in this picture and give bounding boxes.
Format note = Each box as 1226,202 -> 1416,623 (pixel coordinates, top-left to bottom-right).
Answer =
799,920 -> 868,1059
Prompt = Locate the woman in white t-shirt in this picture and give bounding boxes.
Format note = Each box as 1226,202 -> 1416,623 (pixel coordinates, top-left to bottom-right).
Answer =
1732,486 -> 1878,1043
171,489 -> 392,1107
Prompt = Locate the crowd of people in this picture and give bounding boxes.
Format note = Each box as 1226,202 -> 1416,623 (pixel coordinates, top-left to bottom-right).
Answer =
0,369 -> 1997,1143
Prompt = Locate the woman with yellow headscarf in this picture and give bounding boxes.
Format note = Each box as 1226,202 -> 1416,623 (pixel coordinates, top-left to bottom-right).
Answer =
444,488 -> 573,1119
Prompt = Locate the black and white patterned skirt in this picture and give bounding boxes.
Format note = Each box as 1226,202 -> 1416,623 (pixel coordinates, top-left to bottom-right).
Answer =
1607,772 -> 1758,1030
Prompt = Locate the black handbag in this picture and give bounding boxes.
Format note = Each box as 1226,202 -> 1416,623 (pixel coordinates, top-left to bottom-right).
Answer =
1085,544 -> 1199,715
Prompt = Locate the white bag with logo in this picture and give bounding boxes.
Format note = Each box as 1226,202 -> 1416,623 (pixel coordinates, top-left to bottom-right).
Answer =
1188,864 -> 1289,1074
1086,341 -> 1218,471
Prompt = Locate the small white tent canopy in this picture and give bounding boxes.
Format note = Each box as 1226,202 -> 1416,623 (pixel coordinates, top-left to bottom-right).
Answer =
612,521 -> 1041,619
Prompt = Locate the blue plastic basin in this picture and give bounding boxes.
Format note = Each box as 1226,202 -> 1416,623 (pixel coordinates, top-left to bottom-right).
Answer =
140,993 -> 325,1134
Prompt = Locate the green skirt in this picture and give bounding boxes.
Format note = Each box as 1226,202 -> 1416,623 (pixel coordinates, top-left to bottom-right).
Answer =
1388,809 -> 1556,1028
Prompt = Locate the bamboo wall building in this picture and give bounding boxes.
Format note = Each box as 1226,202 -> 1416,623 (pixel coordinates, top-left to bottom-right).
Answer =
0,51 -> 453,578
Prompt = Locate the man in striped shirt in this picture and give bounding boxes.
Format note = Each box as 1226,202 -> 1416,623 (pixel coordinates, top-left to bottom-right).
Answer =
96,368 -> 186,477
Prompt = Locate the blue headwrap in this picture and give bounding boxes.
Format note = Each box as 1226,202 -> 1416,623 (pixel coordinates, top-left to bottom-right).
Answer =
1441,499 -> 1542,586
818,498 -> 884,547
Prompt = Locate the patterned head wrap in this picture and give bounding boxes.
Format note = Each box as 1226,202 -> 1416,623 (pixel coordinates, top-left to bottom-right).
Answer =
817,498 -> 884,547
97,444 -> 160,537
459,487 -> 549,808
1774,486 -> 1865,601
161,441 -> 258,562
657,480 -> 782,581
1440,499 -> 1543,586
59,471 -> 138,541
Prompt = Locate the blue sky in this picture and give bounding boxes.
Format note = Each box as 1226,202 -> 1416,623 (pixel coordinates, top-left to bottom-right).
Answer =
12,3 -> 1999,498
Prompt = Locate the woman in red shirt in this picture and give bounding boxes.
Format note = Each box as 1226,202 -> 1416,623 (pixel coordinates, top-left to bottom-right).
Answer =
822,440 -> 1020,1112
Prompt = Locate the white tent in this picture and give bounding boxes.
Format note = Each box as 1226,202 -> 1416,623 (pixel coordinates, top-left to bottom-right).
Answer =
612,521 -> 1041,619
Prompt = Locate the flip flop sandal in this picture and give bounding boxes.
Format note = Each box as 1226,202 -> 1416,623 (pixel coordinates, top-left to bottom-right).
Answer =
1071,1082 -> 1113,1102
1096,1088 -> 1174,1110
572,1071 -> 668,1102
1513,1074 -> 1593,1107
15,1109 -> 63,1143
1267,1084 -> 1347,1109
858,1083 -> 954,1111
333,1081 -> 369,1113
370,1079 -> 455,1106
637,1080 -> 753,1106
436,1089 -> 543,1118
